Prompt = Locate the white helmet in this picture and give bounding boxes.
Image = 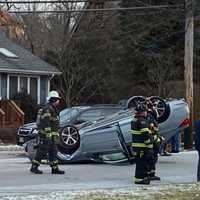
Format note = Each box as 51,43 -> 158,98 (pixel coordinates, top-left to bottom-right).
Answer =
46,90 -> 61,102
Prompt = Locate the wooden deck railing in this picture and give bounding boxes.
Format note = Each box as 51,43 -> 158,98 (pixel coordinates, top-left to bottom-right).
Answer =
0,100 -> 24,128
0,108 -> 5,127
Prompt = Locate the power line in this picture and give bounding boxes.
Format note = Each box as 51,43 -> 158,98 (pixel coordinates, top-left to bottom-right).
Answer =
7,4 -> 184,14
0,0 -> 120,3
0,0 -> 88,3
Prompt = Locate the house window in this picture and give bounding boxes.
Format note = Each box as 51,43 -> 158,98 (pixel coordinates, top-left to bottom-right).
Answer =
7,75 -> 40,104
40,76 -> 47,104
30,77 -> 38,102
1,74 -> 50,104
9,76 -> 18,98
20,77 -> 28,93
1,74 -> 7,99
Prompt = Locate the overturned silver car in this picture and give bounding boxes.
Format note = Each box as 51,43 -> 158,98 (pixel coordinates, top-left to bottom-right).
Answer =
17,96 -> 190,163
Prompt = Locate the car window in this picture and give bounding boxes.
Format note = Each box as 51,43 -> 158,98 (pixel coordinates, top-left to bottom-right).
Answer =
60,108 -> 80,125
78,109 -> 105,122
59,108 -> 71,118
92,109 -> 134,127
99,153 -> 127,163
102,108 -> 122,116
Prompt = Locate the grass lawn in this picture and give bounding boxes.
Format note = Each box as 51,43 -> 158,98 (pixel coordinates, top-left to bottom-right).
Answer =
74,184 -> 200,200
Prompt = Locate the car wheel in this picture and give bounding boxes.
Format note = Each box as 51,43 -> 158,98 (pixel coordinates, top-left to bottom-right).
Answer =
148,96 -> 170,123
59,125 -> 80,153
126,96 -> 146,109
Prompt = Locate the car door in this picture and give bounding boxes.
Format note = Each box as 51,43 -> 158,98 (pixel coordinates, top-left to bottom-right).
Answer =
80,110 -> 132,154
81,121 -> 121,154
77,108 -> 105,123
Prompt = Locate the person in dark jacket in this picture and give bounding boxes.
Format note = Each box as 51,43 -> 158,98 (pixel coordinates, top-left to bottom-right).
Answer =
130,103 -> 153,185
195,121 -> 200,181
30,91 -> 65,174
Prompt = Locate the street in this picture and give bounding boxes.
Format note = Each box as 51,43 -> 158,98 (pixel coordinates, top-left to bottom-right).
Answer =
0,150 -> 198,193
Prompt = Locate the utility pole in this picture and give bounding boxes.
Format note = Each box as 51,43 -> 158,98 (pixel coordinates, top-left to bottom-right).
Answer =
184,0 -> 194,148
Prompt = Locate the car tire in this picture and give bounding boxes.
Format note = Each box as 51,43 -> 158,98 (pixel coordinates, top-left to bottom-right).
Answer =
59,125 -> 80,154
148,96 -> 170,123
126,96 -> 146,109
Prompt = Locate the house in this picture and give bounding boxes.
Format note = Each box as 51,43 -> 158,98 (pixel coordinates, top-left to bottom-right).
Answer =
0,32 -> 61,105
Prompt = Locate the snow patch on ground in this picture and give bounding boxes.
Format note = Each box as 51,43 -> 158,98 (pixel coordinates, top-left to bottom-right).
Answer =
0,145 -> 23,151
0,183 -> 200,200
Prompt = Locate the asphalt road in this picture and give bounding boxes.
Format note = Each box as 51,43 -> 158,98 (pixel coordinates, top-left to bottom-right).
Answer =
0,150 -> 198,193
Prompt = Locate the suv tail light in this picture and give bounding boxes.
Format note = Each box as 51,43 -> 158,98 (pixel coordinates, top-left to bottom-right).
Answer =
179,118 -> 191,129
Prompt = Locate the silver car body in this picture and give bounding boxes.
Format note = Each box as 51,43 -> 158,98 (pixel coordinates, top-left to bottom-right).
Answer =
57,99 -> 189,162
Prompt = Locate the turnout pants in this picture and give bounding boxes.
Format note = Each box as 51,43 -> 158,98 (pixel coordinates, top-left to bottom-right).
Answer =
149,146 -> 159,177
34,137 -> 58,165
135,150 -> 153,181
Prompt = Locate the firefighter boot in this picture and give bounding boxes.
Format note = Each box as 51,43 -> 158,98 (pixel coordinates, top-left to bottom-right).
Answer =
51,165 -> 65,174
134,177 -> 150,185
50,160 -> 65,174
30,163 -> 43,174
150,172 -> 161,181
51,167 -> 65,174
150,175 -> 161,181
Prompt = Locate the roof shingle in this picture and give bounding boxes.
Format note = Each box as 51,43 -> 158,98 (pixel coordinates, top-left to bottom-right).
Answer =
0,32 -> 61,75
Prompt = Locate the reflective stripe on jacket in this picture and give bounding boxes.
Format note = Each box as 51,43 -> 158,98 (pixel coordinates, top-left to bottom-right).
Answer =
37,103 -> 60,139
131,116 -> 153,150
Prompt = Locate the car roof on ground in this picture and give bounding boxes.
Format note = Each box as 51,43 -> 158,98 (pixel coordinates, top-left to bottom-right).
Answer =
73,104 -> 124,109
61,104 -> 124,111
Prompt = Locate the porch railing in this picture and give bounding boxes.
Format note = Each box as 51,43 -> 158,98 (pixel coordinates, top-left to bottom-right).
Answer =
0,100 -> 24,128
0,108 -> 5,127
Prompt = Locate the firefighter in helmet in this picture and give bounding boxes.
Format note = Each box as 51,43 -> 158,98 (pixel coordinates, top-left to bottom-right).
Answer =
146,98 -> 161,181
130,103 -> 153,184
30,90 -> 65,174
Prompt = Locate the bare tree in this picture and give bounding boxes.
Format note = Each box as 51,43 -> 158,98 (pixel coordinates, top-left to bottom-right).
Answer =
57,46 -> 106,106
0,10 -> 25,40
145,52 -> 180,97
0,0 -> 20,11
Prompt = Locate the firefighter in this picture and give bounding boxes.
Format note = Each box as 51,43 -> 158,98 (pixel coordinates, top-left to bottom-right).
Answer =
130,103 -> 153,185
30,91 -> 65,174
146,98 -> 161,181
